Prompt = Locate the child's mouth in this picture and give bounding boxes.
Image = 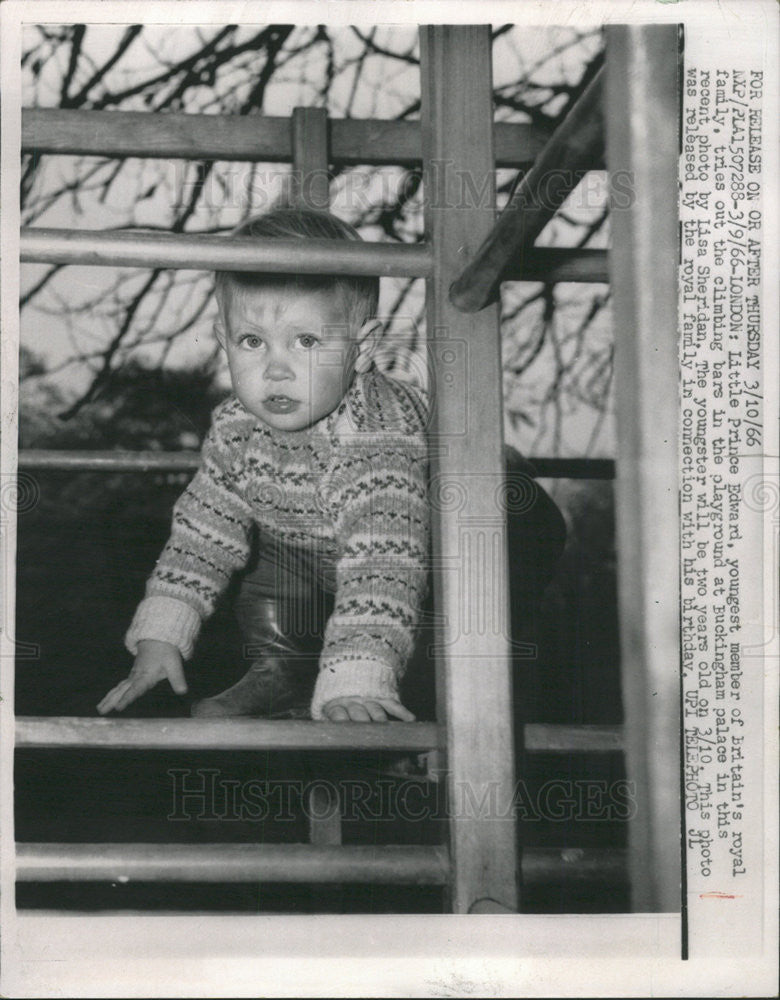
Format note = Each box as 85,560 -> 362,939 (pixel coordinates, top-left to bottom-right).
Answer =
263,395 -> 300,414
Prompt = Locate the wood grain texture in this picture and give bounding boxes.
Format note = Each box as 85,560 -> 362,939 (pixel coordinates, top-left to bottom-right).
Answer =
291,106 -> 330,211
606,24 -> 682,913
524,724 -> 624,753
22,108 -> 550,168
20,228 -> 433,277
420,25 -> 519,914
16,716 -> 442,751
16,843 -> 625,889
16,843 -> 450,885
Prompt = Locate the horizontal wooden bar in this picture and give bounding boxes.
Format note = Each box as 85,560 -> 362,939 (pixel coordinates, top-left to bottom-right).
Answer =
19,231 -> 602,283
18,451 -> 615,479
19,450 -> 202,472
522,847 -> 627,886
15,718 -> 622,755
15,843 -> 626,888
15,843 -> 450,885
15,716 -> 442,752
503,248 -> 609,284
523,724 -> 624,753
20,228 -> 433,277
451,69 -> 605,312
22,108 -> 551,168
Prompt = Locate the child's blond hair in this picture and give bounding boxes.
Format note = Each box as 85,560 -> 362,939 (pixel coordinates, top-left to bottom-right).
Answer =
214,206 -> 380,329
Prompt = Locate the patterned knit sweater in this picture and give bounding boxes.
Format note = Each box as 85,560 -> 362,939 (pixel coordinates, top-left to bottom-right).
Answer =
125,370 -> 430,718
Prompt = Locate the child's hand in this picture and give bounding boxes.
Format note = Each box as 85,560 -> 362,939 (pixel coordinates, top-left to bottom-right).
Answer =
97,639 -> 187,715
320,696 -> 415,723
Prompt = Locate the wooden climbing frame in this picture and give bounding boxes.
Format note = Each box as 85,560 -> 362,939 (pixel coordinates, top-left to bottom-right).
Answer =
13,23 -> 680,914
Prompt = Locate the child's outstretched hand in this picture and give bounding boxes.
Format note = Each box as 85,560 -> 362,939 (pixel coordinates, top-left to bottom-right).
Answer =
97,639 -> 187,715
320,696 -> 415,723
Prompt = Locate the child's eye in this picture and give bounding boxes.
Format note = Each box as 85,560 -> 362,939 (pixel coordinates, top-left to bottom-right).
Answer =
296,334 -> 319,349
240,334 -> 263,349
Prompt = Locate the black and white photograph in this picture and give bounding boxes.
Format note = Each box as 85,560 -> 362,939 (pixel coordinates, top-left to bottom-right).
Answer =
1,1 -> 776,996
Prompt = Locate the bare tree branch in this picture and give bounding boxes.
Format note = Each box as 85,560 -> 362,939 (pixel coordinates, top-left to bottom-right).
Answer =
350,27 -> 418,65
60,25 -> 86,104
64,25 -> 143,107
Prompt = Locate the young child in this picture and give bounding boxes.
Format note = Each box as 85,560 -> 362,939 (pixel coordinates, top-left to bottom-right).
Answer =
97,207 -> 430,723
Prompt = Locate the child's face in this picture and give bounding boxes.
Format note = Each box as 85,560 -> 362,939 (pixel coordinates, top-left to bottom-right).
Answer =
218,284 -> 376,432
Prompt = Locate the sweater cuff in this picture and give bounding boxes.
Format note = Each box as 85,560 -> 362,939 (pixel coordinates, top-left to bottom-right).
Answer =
310,657 -> 399,720
125,596 -> 202,660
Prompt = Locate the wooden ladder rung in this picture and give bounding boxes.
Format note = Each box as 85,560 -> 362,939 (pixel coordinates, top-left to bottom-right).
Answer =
523,724 -> 624,753
15,843 -> 450,885
16,451 -> 617,478
20,228 -> 433,277
16,720 -> 622,754
18,449 -> 203,472
16,843 -> 626,890
522,847 -> 627,886
15,717 -> 442,752
21,108 -> 551,169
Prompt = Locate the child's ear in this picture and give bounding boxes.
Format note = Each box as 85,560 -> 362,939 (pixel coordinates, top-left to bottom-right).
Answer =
354,319 -> 382,373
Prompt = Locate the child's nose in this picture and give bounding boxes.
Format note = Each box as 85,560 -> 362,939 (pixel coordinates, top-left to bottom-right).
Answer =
263,349 -> 293,381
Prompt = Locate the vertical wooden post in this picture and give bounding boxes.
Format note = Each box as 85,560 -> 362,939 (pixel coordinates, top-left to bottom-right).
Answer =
420,25 -> 519,913
291,107 -> 344,864
306,781 -> 342,846
605,24 -> 681,912
291,107 -> 329,210
305,777 -> 344,910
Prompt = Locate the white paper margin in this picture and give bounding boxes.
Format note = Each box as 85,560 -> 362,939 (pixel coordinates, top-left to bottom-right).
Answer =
1,2 -> 777,997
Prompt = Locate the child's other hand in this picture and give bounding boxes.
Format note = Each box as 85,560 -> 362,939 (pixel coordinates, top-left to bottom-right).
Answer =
320,696 -> 415,722
97,639 -> 187,715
